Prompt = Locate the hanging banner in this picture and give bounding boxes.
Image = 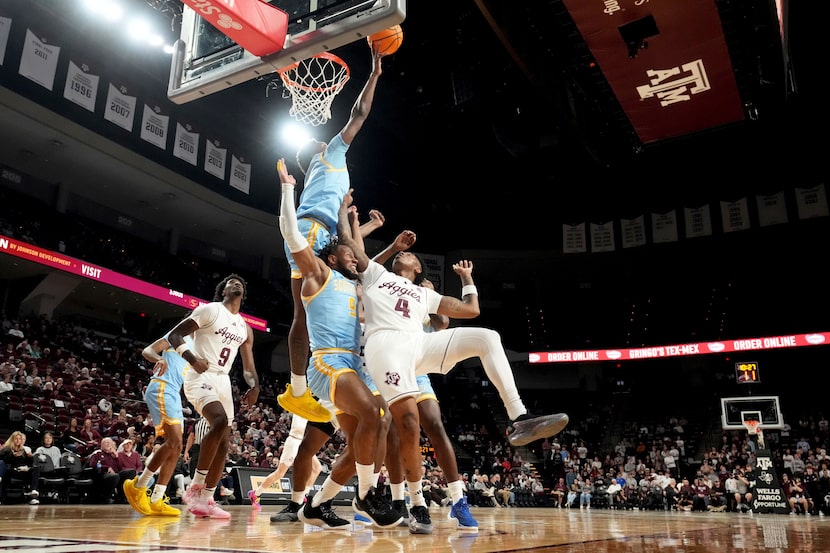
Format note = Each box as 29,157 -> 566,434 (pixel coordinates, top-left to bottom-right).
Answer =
205,139 -> 227,180
19,29 -> 60,90
229,155 -> 251,194
590,221 -> 615,253
562,223 -> 587,254
63,61 -> 99,112
140,104 -> 170,150
0,16 -> 11,66
173,123 -> 199,166
651,210 -> 678,243
620,216 -> 646,249
721,197 -> 751,233
756,191 -> 788,227
683,205 -> 712,239
795,184 -> 829,220
103,83 -> 137,132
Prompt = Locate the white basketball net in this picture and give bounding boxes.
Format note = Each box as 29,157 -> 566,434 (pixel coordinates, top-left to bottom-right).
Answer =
279,54 -> 350,126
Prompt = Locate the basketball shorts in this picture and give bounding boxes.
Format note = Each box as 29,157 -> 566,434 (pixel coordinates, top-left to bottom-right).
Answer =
284,218 -> 332,279
306,350 -> 361,409
145,378 -> 184,436
183,370 -> 234,425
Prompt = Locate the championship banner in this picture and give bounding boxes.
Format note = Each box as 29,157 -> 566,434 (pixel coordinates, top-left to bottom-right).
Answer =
103,83 -> 137,132
140,104 -> 170,150
205,139 -> 227,180
683,205 -> 712,239
0,16 -> 11,66
63,61 -> 99,113
620,216 -> 646,249
720,197 -> 751,233
19,29 -> 60,90
229,155 -> 251,195
651,210 -> 678,243
562,223 -> 587,254
173,123 -> 200,166
756,191 -> 788,227
590,221 -> 615,253
795,184 -> 829,220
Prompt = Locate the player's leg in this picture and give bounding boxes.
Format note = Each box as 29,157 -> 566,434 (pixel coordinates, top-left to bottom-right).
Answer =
426,327 -> 569,446
417,395 -> 477,529
146,421 -> 183,516
278,228 -> 333,423
388,396 -> 432,534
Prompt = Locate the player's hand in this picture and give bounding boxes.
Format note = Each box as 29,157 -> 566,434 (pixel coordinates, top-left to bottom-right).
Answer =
368,209 -> 385,227
452,260 -> 474,277
242,386 -> 259,409
191,357 -> 209,374
343,187 -> 354,209
153,358 -> 169,377
276,158 -> 296,186
393,230 -> 416,251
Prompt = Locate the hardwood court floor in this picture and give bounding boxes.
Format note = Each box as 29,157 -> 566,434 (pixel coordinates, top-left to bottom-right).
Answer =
0,504 -> 827,553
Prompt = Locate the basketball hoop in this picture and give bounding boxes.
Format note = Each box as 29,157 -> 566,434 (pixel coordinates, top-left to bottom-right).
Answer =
743,420 -> 761,435
277,52 -> 351,126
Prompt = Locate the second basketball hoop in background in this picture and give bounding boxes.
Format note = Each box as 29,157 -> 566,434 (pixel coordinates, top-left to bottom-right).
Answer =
368,25 -> 403,56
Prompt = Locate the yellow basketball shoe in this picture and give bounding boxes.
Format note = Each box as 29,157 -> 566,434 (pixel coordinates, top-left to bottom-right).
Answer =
277,384 -> 332,423
124,477 -> 152,515
149,496 -> 181,517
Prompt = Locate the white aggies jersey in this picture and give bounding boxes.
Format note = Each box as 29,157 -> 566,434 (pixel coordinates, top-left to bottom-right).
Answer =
360,260 -> 442,338
189,301 -> 248,375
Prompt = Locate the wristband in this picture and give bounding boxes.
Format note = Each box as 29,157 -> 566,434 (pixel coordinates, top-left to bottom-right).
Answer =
462,285 -> 478,296
175,343 -> 191,356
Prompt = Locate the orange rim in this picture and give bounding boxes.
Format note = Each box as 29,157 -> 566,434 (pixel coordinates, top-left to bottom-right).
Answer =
277,52 -> 351,93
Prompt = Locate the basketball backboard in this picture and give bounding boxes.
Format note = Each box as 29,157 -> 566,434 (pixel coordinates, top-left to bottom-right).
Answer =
720,396 -> 784,430
168,0 -> 406,104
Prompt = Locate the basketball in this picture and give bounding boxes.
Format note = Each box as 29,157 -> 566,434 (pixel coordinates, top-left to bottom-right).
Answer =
367,25 -> 403,56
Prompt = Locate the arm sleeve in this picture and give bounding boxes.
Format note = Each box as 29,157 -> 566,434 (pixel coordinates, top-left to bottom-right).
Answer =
278,183 -> 309,253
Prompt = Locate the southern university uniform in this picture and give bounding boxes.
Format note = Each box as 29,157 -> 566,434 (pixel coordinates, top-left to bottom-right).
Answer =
304,268 -> 362,409
182,301 -> 248,424
145,334 -> 193,437
284,133 -> 350,279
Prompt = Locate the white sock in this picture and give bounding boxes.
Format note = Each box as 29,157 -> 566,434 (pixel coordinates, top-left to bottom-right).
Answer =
291,374 -> 307,396
408,480 -> 426,508
391,482 -> 406,501
150,484 -> 167,503
356,463 -> 374,498
137,468 -> 154,489
448,480 -> 465,504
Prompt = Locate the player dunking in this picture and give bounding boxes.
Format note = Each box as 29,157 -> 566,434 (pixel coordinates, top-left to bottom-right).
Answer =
277,50 -> 386,423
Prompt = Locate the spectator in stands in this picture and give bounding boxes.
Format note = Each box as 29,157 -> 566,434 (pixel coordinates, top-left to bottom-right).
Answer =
78,417 -> 102,452
550,476 -> 568,507
579,477 -> 593,509
87,437 -> 120,504
708,478 -> 727,511
676,478 -> 694,511
34,432 -> 61,469
782,473 -> 812,515
0,372 -> 12,393
0,430 -> 40,504
107,410 -> 130,444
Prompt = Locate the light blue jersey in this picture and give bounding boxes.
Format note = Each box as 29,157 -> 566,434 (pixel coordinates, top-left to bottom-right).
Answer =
304,269 -> 362,404
283,133 -> 350,277
144,334 -> 193,435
